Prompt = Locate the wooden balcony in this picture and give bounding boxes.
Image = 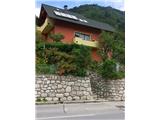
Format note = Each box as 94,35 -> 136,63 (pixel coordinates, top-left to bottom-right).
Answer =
73,37 -> 98,48
37,17 -> 54,34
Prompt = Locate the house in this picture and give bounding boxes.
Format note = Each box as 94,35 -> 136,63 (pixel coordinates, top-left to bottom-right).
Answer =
36,4 -> 115,61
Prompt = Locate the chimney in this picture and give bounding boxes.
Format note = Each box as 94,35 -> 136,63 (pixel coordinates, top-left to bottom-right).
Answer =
64,5 -> 68,10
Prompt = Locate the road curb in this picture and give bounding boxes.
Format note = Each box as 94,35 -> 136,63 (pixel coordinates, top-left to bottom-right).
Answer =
36,100 -> 124,105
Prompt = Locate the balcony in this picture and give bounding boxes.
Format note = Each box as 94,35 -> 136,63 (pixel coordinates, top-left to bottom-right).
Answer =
73,37 -> 99,48
37,17 -> 54,34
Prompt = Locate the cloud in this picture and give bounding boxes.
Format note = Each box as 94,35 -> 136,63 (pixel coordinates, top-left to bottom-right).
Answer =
35,8 -> 40,17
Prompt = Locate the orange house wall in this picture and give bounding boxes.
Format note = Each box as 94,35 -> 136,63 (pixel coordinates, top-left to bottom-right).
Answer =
50,20 -> 102,61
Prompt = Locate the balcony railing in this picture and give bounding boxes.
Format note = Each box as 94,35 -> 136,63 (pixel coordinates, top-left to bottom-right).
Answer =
37,17 -> 54,34
73,37 -> 99,48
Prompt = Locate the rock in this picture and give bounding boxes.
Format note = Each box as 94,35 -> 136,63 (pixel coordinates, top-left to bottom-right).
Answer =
84,84 -> 88,88
81,96 -> 87,100
48,87 -> 51,90
64,93 -> 69,97
51,80 -> 55,83
86,88 -> 91,91
57,89 -> 65,93
66,86 -> 71,92
61,97 -> 67,101
80,87 -> 85,91
70,91 -> 76,95
56,94 -> 63,98
53,97 -> 59,101
83,91 -> 89,96
37,80 -> 42,84
77,91 -> 83,96
73,96 -> 80,100
48,93 -> 55,97
46,97 -> 52,101
67,96 -> 72,101
57,84 -> 63,88
56,81 -> 60,83
73,86 -> 79,91
41,93 -> 47,97
47,80 -> 50,84
46,90 -> 50,93
44,85 -> 48,88
68,82 -> 74,85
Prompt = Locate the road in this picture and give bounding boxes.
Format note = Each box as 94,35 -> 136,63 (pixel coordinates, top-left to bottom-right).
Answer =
36,102 -> 124,120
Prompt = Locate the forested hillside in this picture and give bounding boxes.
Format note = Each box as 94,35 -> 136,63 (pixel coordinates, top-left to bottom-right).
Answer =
70,4 -> 125,32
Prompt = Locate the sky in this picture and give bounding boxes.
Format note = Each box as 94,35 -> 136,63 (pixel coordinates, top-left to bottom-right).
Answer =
35,0 -> 124,16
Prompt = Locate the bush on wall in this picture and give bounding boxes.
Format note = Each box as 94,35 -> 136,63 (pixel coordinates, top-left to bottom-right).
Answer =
36,40 -> 92,76
49,33 -> 64,42
98,59 -> 124,80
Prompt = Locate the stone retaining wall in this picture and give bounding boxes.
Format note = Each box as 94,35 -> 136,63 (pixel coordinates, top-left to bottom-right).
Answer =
89,72 -> 125,101
36,75 -> 93,102
35,74 -> 125,102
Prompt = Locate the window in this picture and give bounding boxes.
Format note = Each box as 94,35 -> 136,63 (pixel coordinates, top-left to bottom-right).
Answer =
75,32 -> 91,41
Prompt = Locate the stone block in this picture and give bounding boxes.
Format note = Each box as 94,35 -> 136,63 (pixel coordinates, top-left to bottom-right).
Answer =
44,85 -> 48,88
64,93 -> 69,97
57,84 -> 63,89
48,93 -> 55,97
47,80 -> 50,84
51,80 -> 55,83
80,87 -> 85,91
61,97 -> 67,101
81,80 -> 85,83
37,80 -> 42,84
77,91 -> 83,96
75,82 -> 81,86
86,88 -> 91,92
68,82 -> 74,85
56,81 -> 60,83
46,90 -> 50,93
46,97 -> 52,101
48,87 -> 52,90
62,85 -> 67,88
56,94 -> 64,98
53,97 -> 59,101
73,96 -> 80,100
52,85 -> 57,89
83,91 -> 89,96
67,96 -> 72,101
81,96 -> 87,100
84,84 -> 89,88
66,86 -> 71,92
70,91 -> 77,96
57,89 -> 65,93
72,86 -> 79,91
86,96 -> 92,100
41,93 -> 47,97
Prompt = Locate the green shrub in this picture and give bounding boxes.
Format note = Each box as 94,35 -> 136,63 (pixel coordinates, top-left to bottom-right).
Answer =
42,98 -> 47,102
98,59 -> 125,80
49,33 -> 64,42
36,64 -> 57,74
71,45 -> 91,76
36,97 -> 41,102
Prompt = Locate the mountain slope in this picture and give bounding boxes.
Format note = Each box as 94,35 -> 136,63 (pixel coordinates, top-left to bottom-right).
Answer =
70,4 -> 125,32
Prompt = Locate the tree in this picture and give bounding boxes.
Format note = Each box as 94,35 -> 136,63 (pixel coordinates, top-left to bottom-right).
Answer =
98,31 -> 115,61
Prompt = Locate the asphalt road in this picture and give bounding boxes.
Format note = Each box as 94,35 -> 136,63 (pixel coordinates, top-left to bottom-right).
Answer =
36,102 -> 124,120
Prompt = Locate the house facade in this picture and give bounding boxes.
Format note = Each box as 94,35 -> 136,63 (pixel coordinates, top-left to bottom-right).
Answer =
37,4 -> 115,61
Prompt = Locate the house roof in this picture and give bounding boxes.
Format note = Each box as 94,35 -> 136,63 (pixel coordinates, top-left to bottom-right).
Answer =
41,4 -> 115,32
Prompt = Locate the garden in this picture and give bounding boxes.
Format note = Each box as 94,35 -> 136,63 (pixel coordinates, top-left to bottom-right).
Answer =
36,30 -> 125,80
